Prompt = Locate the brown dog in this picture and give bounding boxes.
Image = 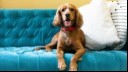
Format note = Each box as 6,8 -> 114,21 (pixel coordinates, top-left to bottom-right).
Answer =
36,3 -> 86,71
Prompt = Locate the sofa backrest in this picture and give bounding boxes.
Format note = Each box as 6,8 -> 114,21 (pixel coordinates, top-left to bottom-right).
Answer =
0,9 -> 60,47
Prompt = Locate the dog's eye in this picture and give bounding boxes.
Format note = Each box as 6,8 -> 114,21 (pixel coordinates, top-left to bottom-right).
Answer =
62,9 -> 65,12
70,8 -> 74,11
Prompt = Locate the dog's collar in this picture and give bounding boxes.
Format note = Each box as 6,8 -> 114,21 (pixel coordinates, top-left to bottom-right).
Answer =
61,27 -> 75,32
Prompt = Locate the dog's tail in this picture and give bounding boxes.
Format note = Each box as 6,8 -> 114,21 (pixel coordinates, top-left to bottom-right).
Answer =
35,46 -> 45,51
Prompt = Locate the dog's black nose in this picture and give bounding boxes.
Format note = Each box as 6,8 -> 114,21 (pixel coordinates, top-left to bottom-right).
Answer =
66,14 -> 70,18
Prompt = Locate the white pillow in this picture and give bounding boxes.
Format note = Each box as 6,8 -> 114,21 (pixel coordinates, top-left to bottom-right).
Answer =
108,0 -> 127,50
108,1 -> 118,13
79,0 -> 120,50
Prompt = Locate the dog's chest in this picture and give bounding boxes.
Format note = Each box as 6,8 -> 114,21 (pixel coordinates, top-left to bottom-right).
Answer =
61,31 -> 75,46
64,37 -> 73,46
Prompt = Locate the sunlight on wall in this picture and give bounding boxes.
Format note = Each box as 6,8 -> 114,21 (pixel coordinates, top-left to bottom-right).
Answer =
0,0 -> 118,9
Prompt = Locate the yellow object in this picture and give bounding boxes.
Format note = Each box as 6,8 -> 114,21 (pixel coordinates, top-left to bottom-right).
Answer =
0,0 -> 118,9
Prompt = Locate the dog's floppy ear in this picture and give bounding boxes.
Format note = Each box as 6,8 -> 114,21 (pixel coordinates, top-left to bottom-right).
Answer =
75,8 -> 83,28
53,8 -> 62,26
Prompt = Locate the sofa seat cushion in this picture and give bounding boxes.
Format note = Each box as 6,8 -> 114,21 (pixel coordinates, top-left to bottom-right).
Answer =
0,47 -> 127,71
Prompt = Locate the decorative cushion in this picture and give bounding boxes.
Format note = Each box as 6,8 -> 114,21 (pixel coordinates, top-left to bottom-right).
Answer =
108,0 -> 127,50
79,0 -> 120,50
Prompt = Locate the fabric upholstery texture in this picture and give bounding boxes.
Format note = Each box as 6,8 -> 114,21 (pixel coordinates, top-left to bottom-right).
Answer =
0,47 -> 127,71
0,9 -> 60,47
0,9 -> 127,71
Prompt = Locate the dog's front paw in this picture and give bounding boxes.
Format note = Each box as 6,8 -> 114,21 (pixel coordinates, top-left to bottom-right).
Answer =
58,61 -> 66,71
69,62 -> 78,71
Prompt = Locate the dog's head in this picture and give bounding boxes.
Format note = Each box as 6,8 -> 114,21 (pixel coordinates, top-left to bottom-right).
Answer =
53,3 -> 83,28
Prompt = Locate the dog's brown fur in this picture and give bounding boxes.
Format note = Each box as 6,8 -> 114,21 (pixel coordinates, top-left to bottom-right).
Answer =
35,3 -> 86,71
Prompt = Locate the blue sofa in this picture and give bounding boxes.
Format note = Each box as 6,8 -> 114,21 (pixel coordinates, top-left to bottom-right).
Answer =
0,9 -> 127,71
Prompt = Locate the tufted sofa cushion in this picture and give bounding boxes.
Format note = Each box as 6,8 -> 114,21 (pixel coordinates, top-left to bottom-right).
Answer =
0,47 -> 127,71
0,9 -> 60,47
